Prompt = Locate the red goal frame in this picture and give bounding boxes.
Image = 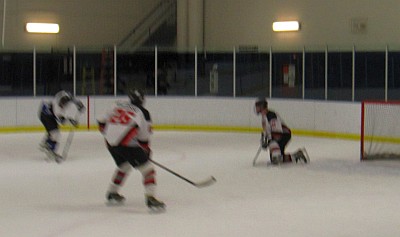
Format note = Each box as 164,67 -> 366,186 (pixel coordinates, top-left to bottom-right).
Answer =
361,100 -> 400,161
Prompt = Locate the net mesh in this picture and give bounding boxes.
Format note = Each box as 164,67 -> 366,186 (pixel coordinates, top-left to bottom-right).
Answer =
362,101 -> 400,160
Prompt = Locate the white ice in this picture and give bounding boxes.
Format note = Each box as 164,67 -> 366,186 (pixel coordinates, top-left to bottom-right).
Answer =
1,131 -> 400,237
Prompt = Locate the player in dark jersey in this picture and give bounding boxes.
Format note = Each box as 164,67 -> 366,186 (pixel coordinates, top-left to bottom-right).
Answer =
255,97 -> 309,165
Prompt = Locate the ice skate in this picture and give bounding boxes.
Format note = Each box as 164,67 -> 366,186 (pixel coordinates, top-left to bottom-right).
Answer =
106,192 -> 125,205
46,150 -> 63,163
54,153 -> 64,163
146,195 -> 165,211
294,148 -> 310,164
40,142 -> 63,163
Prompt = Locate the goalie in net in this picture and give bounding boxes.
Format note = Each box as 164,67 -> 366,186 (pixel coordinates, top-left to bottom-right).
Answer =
254,97 -> 310,165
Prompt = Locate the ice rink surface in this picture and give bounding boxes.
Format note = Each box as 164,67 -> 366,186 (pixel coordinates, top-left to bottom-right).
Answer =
1,130 -> 400,237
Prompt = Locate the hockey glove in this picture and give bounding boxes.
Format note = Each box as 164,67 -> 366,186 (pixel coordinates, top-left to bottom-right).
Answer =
58,116 -> 66,124
97,121 -> 106,134
69,119 -> 79,128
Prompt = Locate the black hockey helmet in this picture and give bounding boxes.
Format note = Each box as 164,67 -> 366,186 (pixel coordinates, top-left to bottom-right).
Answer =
128,88 -> 145,106
58,91 -> 73,108
255,96 -> 268,114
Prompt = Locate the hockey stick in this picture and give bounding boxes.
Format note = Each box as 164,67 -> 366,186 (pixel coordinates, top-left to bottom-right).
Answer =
62,128 -> 74,160
149,159 -> 216,188
61,112 -> 81,160
252,145 -> 262,166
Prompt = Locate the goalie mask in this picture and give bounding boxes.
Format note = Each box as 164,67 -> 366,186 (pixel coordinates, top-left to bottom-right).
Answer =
255,97 -> 268,115
129,88 -> 145,106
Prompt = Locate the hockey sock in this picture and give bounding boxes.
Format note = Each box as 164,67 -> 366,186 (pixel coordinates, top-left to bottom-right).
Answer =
138,162 -> 156,197
46,139 -> 57,151
47,130 -> 61,152
108,162 -> 132,193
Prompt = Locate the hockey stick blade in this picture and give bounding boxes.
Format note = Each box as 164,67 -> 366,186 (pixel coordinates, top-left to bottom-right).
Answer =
193,176 -> 217,188
149,159 -> 216,188
62,129 -> 75,160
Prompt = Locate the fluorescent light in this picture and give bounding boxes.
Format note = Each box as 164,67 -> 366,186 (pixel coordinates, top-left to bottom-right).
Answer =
26,23 -> 59,33
272,21 -> 300,32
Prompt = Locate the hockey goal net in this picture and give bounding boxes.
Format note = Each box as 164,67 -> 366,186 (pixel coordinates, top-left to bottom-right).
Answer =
361,100 -> 400,160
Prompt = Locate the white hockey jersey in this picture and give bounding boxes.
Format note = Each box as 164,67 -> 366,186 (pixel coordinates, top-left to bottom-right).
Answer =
40,90 -> 81,123
98,101 -> 152,147
261,110 -> 291,140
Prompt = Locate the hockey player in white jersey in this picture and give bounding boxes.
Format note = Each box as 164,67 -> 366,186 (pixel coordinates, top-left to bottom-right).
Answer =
98,88 -> 165,210
254,97 -> 309,165
38,90 -> 85,163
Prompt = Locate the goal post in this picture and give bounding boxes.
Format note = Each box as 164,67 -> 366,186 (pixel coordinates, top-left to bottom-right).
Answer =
361,100 -> 400,160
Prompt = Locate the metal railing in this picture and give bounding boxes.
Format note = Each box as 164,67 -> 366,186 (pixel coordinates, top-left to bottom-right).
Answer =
1,44 -> 400,102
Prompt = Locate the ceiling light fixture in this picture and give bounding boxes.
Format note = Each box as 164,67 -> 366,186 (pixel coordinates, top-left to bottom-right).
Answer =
272,21 -> 300,32
26,23 -> 59,34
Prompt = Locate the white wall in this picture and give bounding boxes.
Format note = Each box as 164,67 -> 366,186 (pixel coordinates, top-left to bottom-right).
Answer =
1,0 -> 161,50
0,97 -> 361,137
1,0 -> 400,50
204,0 -> 400,50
